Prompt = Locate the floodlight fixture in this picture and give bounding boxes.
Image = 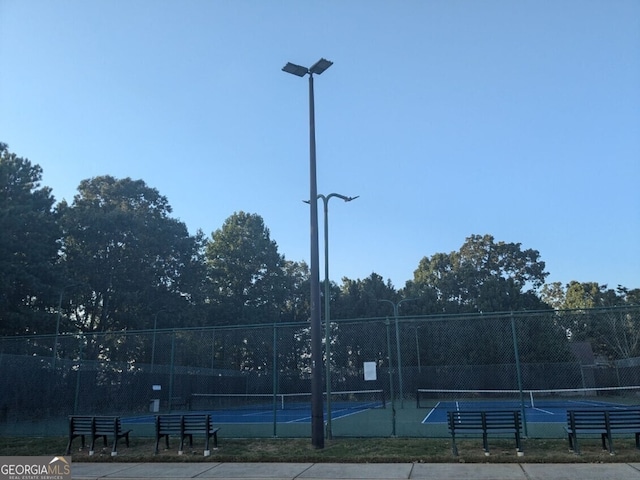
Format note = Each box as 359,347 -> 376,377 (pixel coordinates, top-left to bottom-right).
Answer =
309,58 -> 333,75
282,58 -> 333,77
282,62 -> 309,77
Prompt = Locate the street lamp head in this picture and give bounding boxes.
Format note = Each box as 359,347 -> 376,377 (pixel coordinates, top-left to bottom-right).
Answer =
283,58 -> 333,77
309,58 -> 333,75
304,193 -> 359,204
282,62 -> 309,77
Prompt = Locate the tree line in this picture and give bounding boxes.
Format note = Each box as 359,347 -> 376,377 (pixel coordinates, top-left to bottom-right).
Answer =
2,143 -> 639,361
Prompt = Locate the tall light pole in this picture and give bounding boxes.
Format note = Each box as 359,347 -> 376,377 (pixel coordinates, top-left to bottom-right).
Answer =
318,193 -> 358,439
283,58 -> 333,449
379,298 -> 415,408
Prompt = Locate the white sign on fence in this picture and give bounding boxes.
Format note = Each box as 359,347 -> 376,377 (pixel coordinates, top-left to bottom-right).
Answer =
364,361 -> 377,381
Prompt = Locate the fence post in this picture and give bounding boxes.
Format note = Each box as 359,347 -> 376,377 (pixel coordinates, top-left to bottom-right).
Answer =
168,330 -> 176,412
510,312 -> 528,437
73,338 -> 84,414
211,328 -> 216,371
272,323 -> 278,437
385,317 -> 396,436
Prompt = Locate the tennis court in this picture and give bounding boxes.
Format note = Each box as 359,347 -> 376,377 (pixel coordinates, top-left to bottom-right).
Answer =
125,389 -> 386,426
418,387 -> 640,425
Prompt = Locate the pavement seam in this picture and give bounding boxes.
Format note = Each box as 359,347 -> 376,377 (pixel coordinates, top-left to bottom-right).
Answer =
197,462 -> 225,478
407,462 -> 415,479
627,463 -> 640,474
293,462 -> 315,479
518,463 -> 532,480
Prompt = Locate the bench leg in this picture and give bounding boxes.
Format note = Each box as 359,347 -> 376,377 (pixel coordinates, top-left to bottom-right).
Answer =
515,431 -> 523,456
482,432 -> 490,456
155,433 -> 171,454
111,431 -> 130,457
602,432 -> 613,454
179,434 -> 192,455
89,435 -> 98,456
66,434 -> 83,455
204,435 -> 210,457
203,430 -> 218,456
636,433 -> 640,450
450,434 -> 459,456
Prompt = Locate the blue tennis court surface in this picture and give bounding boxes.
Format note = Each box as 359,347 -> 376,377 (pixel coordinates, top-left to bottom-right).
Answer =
124,403 -> 381,425
421,399 -> 635,424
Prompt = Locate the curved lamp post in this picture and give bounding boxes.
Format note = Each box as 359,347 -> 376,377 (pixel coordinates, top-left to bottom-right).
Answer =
378,298 -> 415,408
307,193 -> 358,439
283,58 -> 333,449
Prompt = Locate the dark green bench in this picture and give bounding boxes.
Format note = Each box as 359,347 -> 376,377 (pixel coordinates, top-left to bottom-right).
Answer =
155,413 -> 219,456
447,410 -> 523,456
66,415 -> 131,456
566,408 -> 640,454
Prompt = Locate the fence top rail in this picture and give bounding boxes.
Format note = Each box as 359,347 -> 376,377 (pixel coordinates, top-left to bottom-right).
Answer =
2,305 -> 638,341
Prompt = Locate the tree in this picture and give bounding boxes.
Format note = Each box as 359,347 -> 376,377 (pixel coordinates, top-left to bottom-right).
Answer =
333,273 -> 397,320
540,281 -> 565,309
0,143 -> 61,335
411,234 -> 548,313
550,281 -> 640,360
327,274 -> 397,385
58,176 -> 205,344
205,212 -> 290,325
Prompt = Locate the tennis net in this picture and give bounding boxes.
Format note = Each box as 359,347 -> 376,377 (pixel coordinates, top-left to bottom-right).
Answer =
190,389 -> 386,412
416,386 -> 640,410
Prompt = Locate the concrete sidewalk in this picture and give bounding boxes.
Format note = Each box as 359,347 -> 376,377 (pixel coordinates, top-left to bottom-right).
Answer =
71,462 -> 640,480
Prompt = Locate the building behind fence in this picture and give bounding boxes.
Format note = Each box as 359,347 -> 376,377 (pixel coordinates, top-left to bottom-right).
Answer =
1,306 -> 639,438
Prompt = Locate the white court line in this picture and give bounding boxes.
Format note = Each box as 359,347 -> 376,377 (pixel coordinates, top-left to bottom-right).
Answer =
421,401 -> 441,424
286,406 -> 377,424
531,407 -> 555,415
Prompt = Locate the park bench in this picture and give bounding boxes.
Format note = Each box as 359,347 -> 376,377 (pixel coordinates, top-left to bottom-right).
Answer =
155,413 -> 219,456
66,415 -> 131,456
565,408 -> 640,454
447,410 -> 523,456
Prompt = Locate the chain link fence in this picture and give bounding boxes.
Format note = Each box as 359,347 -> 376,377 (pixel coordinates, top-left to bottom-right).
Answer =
1,306 -> 639,438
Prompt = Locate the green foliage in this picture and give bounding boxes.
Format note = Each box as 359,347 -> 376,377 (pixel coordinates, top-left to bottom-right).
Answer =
334,273 -> 396,320
0,143 -> 61,335
57,176 -> 205,340
205,212 -> 292,325
540,282 -> 640,360
2,143 -> 638,377
411,234 -> 548,314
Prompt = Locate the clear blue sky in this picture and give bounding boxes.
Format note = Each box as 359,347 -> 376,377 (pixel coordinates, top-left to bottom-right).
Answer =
1,1 -> 639,291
